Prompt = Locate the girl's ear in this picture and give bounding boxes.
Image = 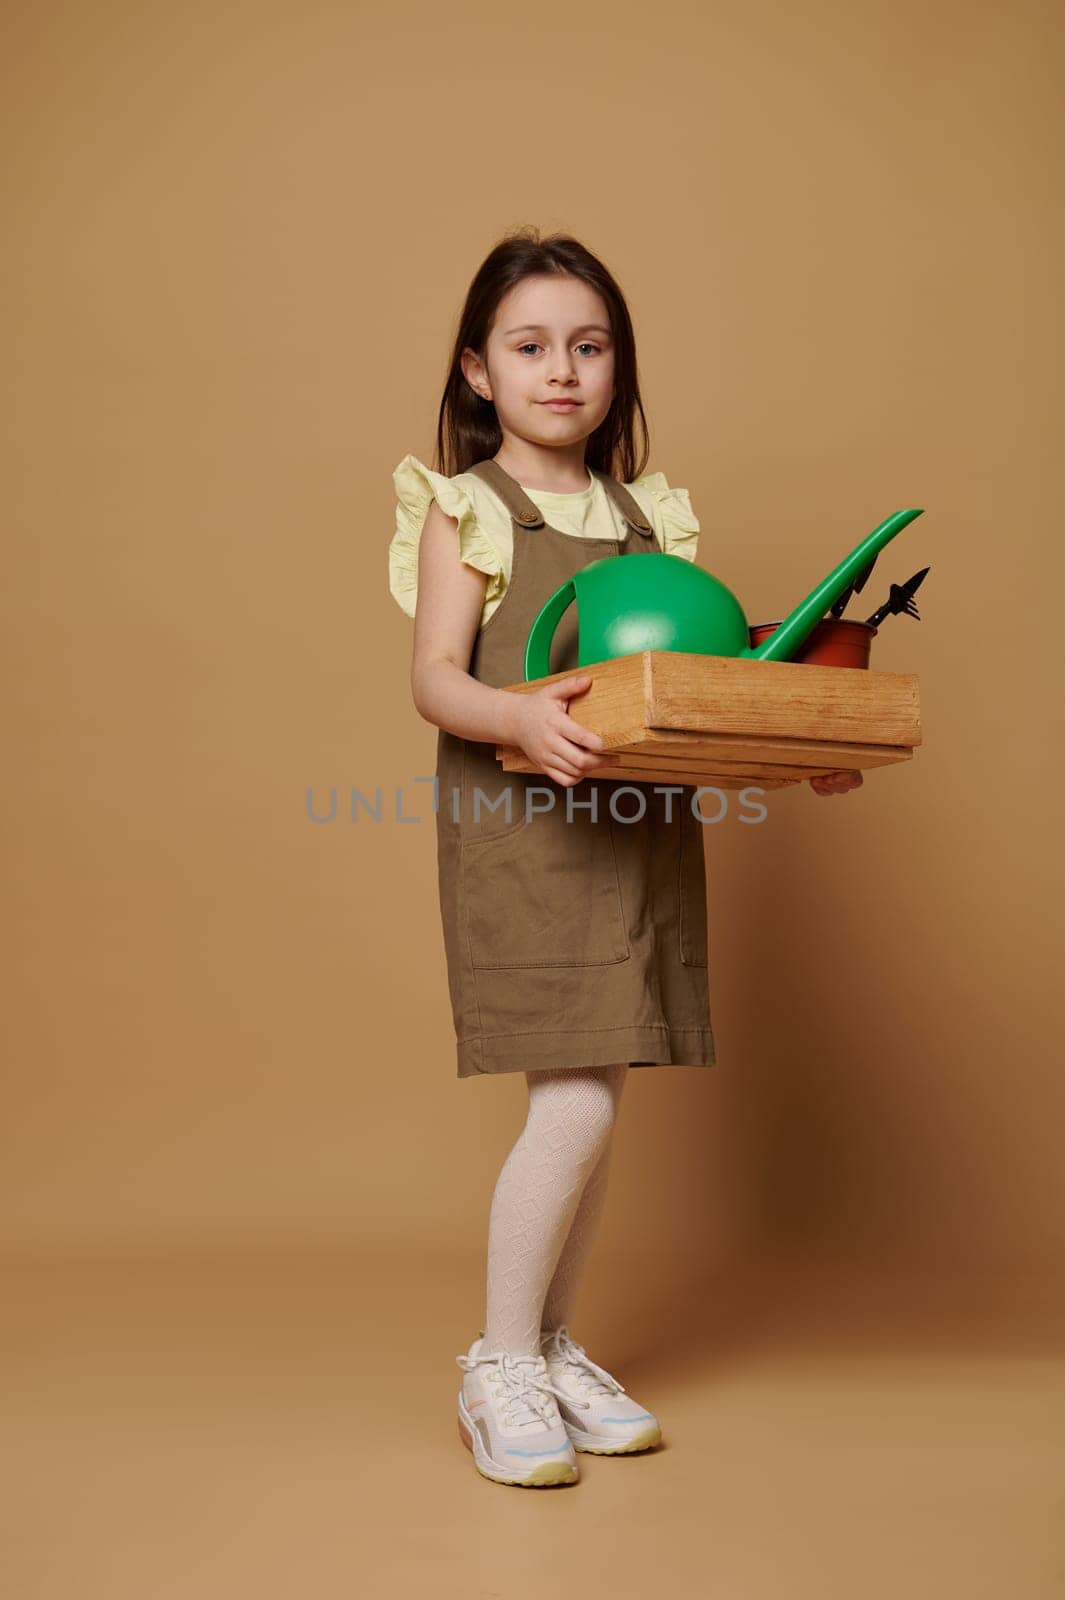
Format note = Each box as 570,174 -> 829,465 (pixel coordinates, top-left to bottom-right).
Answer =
460,346 -> 491,402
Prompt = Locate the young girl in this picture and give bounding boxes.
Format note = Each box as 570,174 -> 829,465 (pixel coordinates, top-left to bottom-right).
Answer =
388,228 -> 862,1489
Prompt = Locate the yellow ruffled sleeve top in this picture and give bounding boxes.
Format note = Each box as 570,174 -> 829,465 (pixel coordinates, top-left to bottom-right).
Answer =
388,454 -> 701,629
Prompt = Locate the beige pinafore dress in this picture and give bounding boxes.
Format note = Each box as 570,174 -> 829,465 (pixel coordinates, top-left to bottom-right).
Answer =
435,457 -> 716,1079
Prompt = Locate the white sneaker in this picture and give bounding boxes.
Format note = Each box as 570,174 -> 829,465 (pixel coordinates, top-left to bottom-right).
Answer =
539,1325 -> 662,1454
455,1334 -> 580,1487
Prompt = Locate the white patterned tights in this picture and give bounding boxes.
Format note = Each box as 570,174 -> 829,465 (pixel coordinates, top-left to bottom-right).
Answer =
481,1062 -> 629,1356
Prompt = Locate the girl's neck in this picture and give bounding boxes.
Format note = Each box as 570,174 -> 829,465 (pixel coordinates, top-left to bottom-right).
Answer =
491,444 -> 592,495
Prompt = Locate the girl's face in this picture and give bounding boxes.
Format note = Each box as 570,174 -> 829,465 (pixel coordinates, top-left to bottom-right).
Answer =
461,274 -> 616,456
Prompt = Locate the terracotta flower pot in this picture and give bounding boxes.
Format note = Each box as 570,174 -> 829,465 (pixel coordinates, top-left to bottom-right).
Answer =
748,617 -> 878,669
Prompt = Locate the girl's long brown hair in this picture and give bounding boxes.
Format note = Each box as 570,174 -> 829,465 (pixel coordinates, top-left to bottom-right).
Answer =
434,227 -> 650,483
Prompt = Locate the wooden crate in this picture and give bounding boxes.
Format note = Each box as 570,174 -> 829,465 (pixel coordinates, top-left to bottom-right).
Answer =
494,651 -> 922,788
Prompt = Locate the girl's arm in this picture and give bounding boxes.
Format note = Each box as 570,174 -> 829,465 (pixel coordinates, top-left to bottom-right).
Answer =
410,498 -> 523,745
410,498 -> 618,788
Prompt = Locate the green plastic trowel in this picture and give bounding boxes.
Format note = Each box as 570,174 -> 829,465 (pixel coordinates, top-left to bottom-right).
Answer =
523,508 -> 924,682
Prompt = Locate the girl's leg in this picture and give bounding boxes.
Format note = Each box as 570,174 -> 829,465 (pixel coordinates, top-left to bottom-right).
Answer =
540,1063 -> 628,1333
482,1063 -> 628,1357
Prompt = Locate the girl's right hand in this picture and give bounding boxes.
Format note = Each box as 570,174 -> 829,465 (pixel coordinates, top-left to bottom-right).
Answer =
512,675 -> 621,788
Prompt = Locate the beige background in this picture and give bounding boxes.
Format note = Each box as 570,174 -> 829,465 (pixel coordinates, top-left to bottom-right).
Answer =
3,1 -> 1063,1596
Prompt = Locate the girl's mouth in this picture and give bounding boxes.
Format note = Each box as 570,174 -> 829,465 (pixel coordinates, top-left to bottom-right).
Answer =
540,401 -> 581,412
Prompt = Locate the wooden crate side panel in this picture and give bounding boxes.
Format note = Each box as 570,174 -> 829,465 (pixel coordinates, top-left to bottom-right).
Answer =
645,653 -> 922,747
495,650 -> 922,788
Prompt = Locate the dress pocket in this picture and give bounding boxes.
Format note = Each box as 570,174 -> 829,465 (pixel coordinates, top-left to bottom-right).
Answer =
678,796 -> 709,967
460,747 -> 530,846
462,795 -> 630,970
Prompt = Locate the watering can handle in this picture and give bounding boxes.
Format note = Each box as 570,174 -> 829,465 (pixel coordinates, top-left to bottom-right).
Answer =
524,578 -> 576,682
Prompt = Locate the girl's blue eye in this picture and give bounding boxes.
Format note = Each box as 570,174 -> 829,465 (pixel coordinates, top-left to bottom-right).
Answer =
517,343 -> 601,356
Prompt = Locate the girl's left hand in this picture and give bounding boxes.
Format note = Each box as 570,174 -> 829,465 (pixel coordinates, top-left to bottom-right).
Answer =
808,769 -> 864,796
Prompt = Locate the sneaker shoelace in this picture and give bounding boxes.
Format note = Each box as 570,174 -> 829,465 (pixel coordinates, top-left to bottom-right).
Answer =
539,1325 -> 626,1408
455,1350 -> 574,1430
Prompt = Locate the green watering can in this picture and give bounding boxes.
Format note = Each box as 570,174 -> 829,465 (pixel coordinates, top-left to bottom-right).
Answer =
524,508 -> 925,682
